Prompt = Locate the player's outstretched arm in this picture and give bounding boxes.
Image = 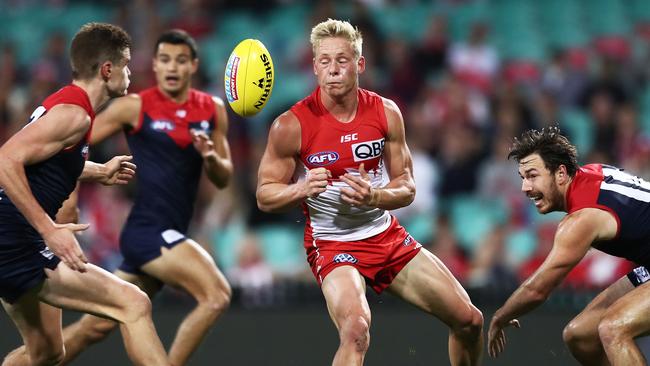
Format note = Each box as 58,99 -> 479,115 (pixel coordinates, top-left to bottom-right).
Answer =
256,111 -> 330,212
340,98 -> 415,210
0,104 -> 92,271
487,208 -> 617,358
91,94 -> 141,144
192,97 -> 233,188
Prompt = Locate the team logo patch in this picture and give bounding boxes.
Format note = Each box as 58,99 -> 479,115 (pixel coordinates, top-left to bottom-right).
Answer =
40,247 -> 54,260
307,151 -> 339,166
403,235 -> 413,246
633,266 -> 650,283
333,253 -> 358,264
81,144 -> 89,160
352,138 -> 385,162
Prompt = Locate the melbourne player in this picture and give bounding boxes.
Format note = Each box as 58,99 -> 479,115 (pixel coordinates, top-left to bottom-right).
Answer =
256,19 -> 483,366
0,23 -> 170,366
488,126 -> 650,365
5,29 -> 232,366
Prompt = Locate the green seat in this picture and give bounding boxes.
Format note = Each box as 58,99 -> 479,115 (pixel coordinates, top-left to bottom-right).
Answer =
561,109 -> 595,156
255,225 -> 305,276
446,195 -> 509,253
505,228 -> 538,266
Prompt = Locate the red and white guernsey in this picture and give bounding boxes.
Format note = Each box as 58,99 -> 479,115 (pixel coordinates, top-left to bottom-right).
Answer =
291,87 -> 392,242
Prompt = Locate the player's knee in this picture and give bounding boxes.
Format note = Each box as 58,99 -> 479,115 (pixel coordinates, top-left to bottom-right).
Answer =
339,315 -> 370,352
28,345 -> 65,366
451,304 -> 483,340
597,314 -> 631,346
200,282 -> 232,318
120,285 -> 152,323
563,320 -> 593,348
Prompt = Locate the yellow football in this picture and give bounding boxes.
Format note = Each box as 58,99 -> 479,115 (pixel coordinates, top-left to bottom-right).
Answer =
224,39 -> 274,117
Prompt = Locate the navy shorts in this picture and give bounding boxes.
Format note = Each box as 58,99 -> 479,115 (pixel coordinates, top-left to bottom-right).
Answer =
0,239 -> 61,304
119,224 -> 187,274
627,266 -> 650,287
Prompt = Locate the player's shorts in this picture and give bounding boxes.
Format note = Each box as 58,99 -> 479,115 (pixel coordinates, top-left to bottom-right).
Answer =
305,216 -> 422,294
627,266 -> 650,287
119,223 -> 187,274
0,237 -> 60,304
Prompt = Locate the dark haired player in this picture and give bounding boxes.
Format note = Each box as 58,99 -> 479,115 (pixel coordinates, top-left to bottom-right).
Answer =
0,23 -> 170,366
5,29 -> 232,366
489,126 -> 650,365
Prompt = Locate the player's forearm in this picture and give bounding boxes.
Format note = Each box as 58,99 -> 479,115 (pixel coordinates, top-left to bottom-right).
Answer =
371,175 -> 415,210
0,156 -> 56,235
257,182 -> 306,212
204,154 -> 233,189
493,283 -> 548,326
78,161 -> 107,182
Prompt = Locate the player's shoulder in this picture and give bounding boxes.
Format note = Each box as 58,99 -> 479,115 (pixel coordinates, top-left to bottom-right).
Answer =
271,110 -> 301,136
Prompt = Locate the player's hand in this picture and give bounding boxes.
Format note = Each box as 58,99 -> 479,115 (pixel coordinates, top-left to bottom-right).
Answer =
41,223 -> 90,273
100,155 -> 136,185
191,130 -> 217,160
488,316 -> 521,358
340,163 -> 376,207
301,167 -> 331,198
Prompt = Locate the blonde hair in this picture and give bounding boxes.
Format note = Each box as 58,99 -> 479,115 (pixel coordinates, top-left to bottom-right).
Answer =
310,18 -> 363,59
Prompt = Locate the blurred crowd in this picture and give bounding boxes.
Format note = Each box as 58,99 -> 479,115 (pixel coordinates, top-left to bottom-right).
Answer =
1,0 -> 650,306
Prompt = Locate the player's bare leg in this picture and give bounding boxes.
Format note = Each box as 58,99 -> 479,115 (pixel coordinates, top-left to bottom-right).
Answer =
321,266 -> 371,366
596,279 -> 650,365
142,239 -> 231,366
42,264 -> 169,366
563,276 -> 632,365
388,249 -> 483,366
3,271 -> 162,366
4,263 -> 169,366
2,293 -> 65,366
63,271 -> 162,365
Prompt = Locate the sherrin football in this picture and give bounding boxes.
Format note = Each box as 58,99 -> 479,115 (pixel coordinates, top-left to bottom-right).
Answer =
224,39 -> 274,117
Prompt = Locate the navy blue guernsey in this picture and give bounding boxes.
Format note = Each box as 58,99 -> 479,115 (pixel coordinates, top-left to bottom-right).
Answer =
566,164 -> 650,266
0,84 -> 93,236
125,87 -> 216,232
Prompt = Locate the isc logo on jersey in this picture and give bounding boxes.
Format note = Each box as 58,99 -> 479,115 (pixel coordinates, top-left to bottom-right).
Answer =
307,151 -> 339,166
352,138 -> 385,162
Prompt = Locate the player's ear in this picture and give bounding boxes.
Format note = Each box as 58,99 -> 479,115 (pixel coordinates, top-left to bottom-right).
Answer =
191,58 -> 199,74
357,55 -> 366,74
100,61 -> 112,81
312,58 -> 318,75
556,165 -> 568,184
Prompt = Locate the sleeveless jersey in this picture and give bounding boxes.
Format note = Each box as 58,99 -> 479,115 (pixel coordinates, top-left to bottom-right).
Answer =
566,164 -> 650,265
0,84 -> 93,227
125,87 -> 216,232
291,87 -> 391,242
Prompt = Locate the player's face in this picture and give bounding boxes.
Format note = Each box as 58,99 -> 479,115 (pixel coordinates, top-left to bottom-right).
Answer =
313,37 -> 365,98
106,48 -> 131,98
518,153 -> 564,214
153,43 -> 197,96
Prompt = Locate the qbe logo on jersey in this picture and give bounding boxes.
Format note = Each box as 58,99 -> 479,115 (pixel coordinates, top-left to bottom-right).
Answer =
352,138 -> 385,162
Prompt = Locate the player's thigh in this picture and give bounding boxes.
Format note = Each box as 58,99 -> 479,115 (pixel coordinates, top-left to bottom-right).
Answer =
387,249 -> 473,326
37,263 -> 146,321
568,276 -> 634,335
601,278 -> 650,336
2,290 -> 63,353
141,239 -> 230,300
321,265 -> 370,329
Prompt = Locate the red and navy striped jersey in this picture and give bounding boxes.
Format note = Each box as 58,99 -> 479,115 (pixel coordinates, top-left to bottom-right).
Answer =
124,87 -> 216,232
567,164 -> 650,265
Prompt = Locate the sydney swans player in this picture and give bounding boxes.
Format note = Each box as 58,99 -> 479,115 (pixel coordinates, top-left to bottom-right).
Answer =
256,19 -> 483,366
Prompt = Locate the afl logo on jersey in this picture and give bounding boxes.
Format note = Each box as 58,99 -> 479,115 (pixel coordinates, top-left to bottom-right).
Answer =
307,151 -> 339,166
151,120 -> 175,131
352,138 -> 385,162
81,144 -> 89,160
